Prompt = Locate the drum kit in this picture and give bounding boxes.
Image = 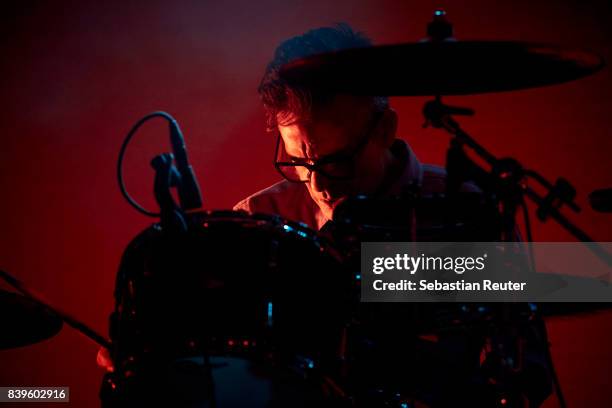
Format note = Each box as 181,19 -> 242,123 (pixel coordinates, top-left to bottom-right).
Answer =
1,9 -> 611,408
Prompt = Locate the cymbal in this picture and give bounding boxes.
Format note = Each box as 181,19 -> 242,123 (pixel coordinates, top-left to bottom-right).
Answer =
0,290 -> 63,350
279,41 -> 605,96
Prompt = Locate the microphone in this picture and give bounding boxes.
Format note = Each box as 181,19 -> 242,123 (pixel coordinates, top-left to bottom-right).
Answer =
589,188 -> 612,213
169,118 -> 203,210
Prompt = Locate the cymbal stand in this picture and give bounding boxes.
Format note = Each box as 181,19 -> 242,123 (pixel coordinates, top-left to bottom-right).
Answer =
423,97 -> 612,266
421,96 -> 612,408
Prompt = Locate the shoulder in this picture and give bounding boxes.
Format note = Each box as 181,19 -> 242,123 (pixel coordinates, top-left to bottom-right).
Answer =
233,180 -> 321,227
233,179 -> 311,214
420,164 -> 481,194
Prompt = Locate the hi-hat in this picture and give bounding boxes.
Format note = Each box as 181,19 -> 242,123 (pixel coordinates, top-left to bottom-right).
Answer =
279,41 -> 604,96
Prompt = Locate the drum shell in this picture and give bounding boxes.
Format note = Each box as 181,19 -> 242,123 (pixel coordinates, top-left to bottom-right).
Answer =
103,211 -> 350,406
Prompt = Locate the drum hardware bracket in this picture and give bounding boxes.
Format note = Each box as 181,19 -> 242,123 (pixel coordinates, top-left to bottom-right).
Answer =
151,152 -> 188,234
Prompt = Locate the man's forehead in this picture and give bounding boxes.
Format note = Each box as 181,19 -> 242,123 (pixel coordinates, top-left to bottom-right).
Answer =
277,95 -> 373,156
278,94 -> 373,126
279,123 -> 342,159
279,115 -> 364,156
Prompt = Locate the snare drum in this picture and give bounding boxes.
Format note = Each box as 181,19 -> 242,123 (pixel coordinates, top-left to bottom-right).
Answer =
100,211 -> 350,407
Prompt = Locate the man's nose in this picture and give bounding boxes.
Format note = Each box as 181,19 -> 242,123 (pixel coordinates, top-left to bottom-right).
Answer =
310,170 -> 331,197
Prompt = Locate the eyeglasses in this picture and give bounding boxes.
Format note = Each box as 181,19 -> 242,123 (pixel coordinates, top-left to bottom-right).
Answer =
274,111 -> 383,183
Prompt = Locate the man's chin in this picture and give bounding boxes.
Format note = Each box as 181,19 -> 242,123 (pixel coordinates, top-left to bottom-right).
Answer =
316,197 -> 347,220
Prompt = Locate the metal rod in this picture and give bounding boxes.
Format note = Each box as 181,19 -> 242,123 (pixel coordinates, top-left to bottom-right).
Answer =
0,269 -> 111,349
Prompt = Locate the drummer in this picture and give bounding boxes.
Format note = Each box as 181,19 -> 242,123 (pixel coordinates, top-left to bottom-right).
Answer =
231,24 -> 556,408
233,23 -> 478,229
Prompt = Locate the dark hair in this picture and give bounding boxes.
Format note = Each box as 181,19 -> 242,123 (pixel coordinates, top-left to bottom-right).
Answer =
258,23 -> 389,130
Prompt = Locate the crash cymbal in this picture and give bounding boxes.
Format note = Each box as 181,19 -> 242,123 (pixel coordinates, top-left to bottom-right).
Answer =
0,289 -> 63,349
279,41 -> 604,96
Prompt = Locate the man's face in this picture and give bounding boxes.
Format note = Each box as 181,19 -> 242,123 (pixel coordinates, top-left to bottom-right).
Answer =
277,95 -> 393,220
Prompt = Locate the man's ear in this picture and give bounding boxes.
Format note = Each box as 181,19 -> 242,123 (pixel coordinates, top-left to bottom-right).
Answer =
377,108 -> 398,148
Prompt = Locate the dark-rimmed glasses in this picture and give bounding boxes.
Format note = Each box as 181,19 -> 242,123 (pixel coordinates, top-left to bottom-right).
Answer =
274,111 -> 383,183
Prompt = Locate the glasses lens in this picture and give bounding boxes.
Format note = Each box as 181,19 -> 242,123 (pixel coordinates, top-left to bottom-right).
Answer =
277,164 -> 311,182
277,161 -> 354,182
317,160 -> 353,179
274,132 -> 357,182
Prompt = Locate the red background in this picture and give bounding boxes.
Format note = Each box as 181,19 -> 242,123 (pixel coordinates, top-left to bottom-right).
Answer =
0,0 -> 611,406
